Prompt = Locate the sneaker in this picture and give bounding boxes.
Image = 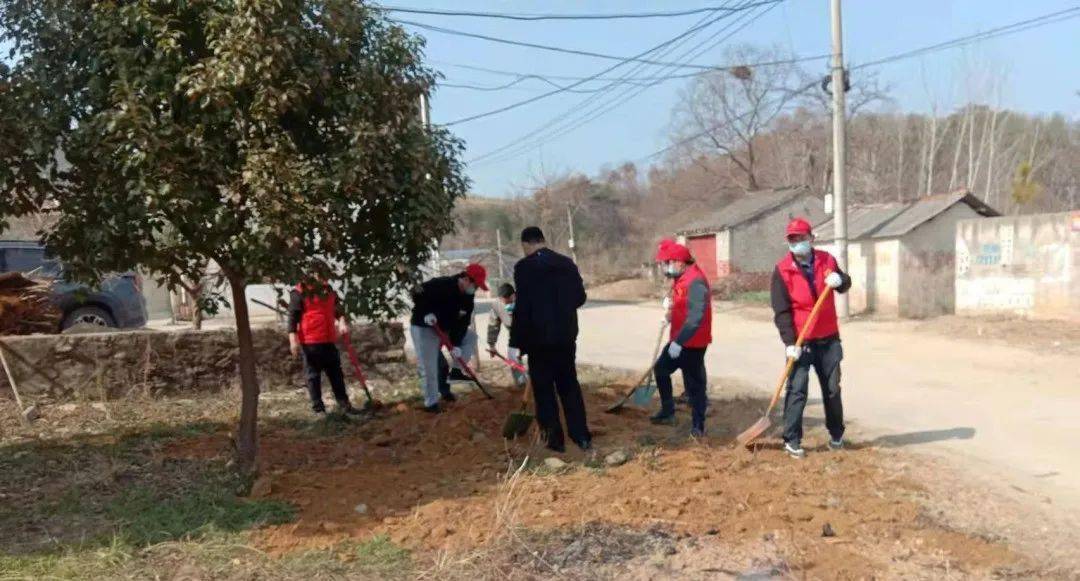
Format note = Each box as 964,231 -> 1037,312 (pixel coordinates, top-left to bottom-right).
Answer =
440,391 -> 457,403
784,442 -> 806,458
420,403 -> 442,414
312,407 -> 327,417
675,393 -> 689,406
828,438 -> 844,451
690,427 -> 705,438
447,369 -> 471,383
576,439 -> 593,452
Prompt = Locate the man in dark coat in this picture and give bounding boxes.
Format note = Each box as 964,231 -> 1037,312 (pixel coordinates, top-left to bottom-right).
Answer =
509,226 -> 591,453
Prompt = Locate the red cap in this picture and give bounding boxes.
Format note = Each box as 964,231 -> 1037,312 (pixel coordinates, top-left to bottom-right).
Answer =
464,263 -> 488,291
785,217 -> 813,238
656,240 -> 692,262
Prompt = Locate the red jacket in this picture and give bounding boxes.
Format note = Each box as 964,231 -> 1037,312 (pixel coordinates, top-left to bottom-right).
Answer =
291,284 -> 338,345
774,250 -> 840,342
670,264 -> 712,348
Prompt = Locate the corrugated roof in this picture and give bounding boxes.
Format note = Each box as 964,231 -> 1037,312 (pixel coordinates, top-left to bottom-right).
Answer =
678,186 -> 816,235
816,190 -> 999,241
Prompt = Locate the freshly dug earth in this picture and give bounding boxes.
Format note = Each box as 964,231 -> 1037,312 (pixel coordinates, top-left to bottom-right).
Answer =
164,374 -> 1031,579
913,314 -> 1080,354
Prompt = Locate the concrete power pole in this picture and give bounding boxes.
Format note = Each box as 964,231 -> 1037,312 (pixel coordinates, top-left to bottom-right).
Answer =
566,205 -> 578,264
495,228 -> 505,282
830,0 -> 850,318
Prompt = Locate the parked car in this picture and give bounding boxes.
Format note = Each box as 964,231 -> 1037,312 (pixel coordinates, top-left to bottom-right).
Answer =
0,240 -> 148,331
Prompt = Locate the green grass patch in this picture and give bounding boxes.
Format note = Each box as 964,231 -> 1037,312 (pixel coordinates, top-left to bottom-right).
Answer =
733,290 -> 770,305
108,482 -> 295,546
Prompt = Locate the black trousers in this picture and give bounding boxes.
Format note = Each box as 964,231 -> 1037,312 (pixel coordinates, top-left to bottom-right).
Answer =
301,343 -> 351,411
436,352 -> 453,397
783,337 -> 845,445
654,344 -> 708,432
527,344 -> 591,451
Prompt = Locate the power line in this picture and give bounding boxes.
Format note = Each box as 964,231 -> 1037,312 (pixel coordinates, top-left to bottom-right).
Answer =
852,6 -> 1080,70
382,2 -> 780,21
465,1 -> 744,164
633,6 -> 1080,165
437,6 -> 761,126
472,0 -> 784,166
394,4 -> 781,71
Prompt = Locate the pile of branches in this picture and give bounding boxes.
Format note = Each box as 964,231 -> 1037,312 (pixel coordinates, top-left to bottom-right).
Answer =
0,272 -> 61,335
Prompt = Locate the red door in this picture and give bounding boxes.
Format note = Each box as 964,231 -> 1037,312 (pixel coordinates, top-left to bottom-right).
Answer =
686,235 -> 717,282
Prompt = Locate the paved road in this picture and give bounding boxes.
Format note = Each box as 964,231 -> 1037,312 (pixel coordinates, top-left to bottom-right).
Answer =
477,300 -> 1080,514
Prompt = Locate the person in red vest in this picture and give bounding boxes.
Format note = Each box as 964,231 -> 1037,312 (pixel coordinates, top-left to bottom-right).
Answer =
288,281 -> 361,416
770,218 -> 852,458
651,239 -> 713,437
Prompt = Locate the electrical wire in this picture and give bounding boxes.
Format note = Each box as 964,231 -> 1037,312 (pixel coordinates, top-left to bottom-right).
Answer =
471,0 -> 783,166
381,2 -> 781,21
393,5 -> 782,72
436,6 -> 764,126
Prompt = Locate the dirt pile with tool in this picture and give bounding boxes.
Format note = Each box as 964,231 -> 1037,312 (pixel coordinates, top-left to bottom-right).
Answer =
0,272 -> 60,336
162,366 -> 1035,579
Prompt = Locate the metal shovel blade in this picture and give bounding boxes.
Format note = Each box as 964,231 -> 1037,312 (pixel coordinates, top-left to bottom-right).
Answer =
735,416 -> 772,448
631,383 -> 657,407
502,409 -> 534,440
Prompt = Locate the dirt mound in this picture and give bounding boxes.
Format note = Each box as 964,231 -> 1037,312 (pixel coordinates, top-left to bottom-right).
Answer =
164,376 -> 1024,578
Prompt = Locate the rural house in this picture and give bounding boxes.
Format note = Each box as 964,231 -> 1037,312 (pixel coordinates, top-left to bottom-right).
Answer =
676,186 -> 826,281
815,190 -> 998,318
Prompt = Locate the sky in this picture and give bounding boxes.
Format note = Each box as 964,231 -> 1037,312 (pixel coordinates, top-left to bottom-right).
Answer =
393,1 -> 1080,198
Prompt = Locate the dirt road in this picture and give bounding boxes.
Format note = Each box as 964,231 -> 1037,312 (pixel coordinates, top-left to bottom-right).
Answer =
475,300 -> 1080,517
572,302 -> 1080,511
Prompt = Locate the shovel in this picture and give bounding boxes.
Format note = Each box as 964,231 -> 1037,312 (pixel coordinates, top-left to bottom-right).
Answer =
735,284 -> 834,448
341,333 -> 385,411
432,323 -> 494,399
489,350 -> 535,439
605,318 -> 669,414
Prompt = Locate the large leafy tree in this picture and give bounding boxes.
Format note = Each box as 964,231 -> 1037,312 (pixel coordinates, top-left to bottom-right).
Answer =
0,0 -> 467,471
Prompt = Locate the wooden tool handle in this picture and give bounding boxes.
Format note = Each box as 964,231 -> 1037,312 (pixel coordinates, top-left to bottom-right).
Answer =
764,284 -> 835,414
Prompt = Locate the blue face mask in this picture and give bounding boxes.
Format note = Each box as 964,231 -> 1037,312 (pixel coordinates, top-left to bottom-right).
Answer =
789,240 -> 812,256
505,303 -> 515,314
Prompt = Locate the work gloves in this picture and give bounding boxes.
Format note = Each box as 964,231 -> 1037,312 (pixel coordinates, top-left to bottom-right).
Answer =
423,313 -> 437,326
785,345 -> 802,360
451,346 -> 463,359
667,342 -> 683,359
825,272 -> 843,289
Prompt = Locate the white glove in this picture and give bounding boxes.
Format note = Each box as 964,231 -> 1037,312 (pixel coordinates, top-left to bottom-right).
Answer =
825,272 -> 843,289
451,346 -> 463,359
423,313 -> 437,326
662,296 -> 672,310
785,345 -> 802,360
667,342 -> 683,359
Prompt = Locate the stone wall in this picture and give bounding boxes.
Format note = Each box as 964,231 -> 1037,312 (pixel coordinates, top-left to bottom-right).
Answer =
0,323 -> 405,403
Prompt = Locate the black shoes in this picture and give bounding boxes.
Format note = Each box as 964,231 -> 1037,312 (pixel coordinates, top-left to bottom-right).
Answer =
421,403 -> 442,414
440,391 -> 457,403
447,369 -> 471,383
650,409 -> 676,425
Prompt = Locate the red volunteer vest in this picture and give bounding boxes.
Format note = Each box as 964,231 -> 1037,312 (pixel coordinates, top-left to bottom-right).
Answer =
776,250 -> 840,341
670,264 -> 712,348
295,284 -> 337,345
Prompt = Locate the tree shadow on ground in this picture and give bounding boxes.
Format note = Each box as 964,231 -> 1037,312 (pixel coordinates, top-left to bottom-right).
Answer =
0,424 -> 294,557
853,427 -> 976,449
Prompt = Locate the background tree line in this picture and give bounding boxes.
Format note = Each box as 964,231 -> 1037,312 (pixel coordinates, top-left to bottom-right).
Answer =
449,44 -> 1079,281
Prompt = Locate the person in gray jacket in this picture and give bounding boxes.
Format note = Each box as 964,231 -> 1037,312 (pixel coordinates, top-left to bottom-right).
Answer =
486,282 -> 526,387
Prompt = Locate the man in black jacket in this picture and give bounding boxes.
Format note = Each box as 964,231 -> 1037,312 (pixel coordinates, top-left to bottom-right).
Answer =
509,226 -> 591,453
409,264 -> 487,413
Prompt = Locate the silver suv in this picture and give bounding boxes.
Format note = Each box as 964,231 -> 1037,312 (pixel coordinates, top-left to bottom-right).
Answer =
0,241 -> 148,331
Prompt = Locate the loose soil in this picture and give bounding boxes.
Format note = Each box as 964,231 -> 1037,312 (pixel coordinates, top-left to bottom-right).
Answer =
912,314 -> 1080,354
158,368 -> 1037,579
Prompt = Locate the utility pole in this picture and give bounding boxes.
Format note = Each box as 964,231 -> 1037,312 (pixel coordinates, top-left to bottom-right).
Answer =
566,204 -> 578,264
829,0 -> 849,318
495,228 -> 505,282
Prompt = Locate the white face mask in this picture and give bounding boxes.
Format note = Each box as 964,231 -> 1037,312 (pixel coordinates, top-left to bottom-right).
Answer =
664,263 -> 683,278
464,284 -> 476,295
789,240 -> 812,256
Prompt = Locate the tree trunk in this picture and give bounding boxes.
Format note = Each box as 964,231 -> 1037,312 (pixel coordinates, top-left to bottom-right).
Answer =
949,109 -> 970,191
227,273 -> 260,475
